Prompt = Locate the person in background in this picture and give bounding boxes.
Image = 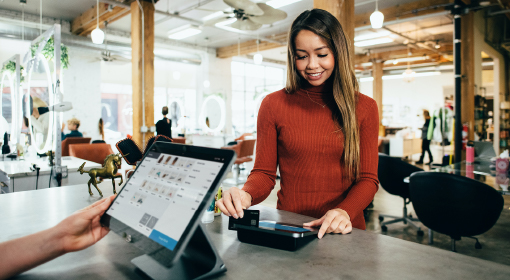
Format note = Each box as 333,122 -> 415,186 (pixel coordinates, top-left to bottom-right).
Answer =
99,118 -> 105,141
416,110 -> 433,165
156,106 -> 172,138
0,195 -> 115,279
216,9 -> 379,238
61,117 -> 83,141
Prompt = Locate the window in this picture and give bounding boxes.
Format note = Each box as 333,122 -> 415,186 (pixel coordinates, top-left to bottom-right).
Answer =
231,60 -> 285,135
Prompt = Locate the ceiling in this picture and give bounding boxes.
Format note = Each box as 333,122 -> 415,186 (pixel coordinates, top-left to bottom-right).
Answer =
0,0 -> 442,48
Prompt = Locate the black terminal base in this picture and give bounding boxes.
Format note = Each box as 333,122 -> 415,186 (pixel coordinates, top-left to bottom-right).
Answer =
132,224 -> 226,280
237,228 -> 316,251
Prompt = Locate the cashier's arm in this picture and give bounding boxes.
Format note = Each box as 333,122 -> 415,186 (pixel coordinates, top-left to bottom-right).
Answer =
0,195 -> 115,280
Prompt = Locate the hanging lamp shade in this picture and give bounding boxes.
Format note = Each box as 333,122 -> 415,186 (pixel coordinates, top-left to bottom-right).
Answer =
370,10 -> 384,29
91,27 -> 105,44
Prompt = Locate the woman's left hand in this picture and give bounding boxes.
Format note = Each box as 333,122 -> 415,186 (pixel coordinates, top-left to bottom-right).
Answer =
303,208 -> 352,239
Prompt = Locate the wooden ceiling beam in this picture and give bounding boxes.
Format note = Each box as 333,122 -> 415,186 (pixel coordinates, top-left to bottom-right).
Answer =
217,39 -> 283,59
217,0 -> 455,58
354,43 -> 453,65
72,3 -> 130,36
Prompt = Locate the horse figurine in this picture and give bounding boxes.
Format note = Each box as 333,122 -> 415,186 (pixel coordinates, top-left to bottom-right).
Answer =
78,153 -> 128,196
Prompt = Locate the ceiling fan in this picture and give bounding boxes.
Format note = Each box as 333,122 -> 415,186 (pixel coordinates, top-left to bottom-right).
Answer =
205,0 -> 288,31
93,23 -> 130,64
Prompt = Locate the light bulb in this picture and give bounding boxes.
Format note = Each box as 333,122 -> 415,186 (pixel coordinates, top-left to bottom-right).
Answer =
393,60 -> 398,65
203,80 -> 210,88
370,10 -> 384,29
253,53 -> 263,65
435,43 -> 441,49
91,27 -> 105,44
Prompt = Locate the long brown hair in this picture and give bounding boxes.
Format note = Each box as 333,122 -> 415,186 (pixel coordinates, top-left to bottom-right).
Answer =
286,9 -> 360,182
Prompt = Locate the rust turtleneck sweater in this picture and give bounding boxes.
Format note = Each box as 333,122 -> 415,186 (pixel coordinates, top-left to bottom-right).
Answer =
242,82 -> 379,230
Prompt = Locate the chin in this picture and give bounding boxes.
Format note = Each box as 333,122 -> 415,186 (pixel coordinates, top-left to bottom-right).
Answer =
307,79 -> 327,86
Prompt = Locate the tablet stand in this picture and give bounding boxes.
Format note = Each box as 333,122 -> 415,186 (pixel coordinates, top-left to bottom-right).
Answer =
132,224 -> 226,280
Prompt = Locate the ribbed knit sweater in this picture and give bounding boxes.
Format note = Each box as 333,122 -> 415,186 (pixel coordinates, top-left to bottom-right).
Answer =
242,82 -> 379,230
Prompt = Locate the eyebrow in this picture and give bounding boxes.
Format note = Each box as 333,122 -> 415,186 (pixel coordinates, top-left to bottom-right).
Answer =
296,46 -> 328,52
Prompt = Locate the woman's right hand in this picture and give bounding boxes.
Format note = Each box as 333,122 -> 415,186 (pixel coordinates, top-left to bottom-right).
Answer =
216,187 -> 252,219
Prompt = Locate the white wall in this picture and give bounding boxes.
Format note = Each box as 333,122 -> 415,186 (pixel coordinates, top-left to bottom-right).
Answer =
62,47 -> 102,140
359,73 -> 454,129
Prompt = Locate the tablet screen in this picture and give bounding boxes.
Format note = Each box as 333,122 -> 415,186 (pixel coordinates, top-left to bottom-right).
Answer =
106,150 -> 225,251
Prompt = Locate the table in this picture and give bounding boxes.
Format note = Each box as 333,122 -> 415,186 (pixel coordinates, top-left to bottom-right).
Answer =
0,156 -> 102,193
2,185 -> 510,279
404,159 -> 509,195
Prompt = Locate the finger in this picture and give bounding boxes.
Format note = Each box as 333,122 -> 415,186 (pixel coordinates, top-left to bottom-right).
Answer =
230,189 -> 244,218
303,217 -> 324,227
341,225 -> 352,234
83,196 -> 114,220
82,197 -> 108,211
215,199 -> 230,216
319,213 -> 336,238
328,216 -> 342,234
222,190 -> 239,218
318,221 -> 330,239
333,219 -> 349,234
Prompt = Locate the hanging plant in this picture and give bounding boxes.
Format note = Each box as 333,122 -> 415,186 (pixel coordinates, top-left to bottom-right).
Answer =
30,37 -> 70,69
1,61 -> 25,83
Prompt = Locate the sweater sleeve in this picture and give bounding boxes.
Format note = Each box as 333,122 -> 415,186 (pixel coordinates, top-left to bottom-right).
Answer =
242,95 -> 278,205
337,97 -> 380,221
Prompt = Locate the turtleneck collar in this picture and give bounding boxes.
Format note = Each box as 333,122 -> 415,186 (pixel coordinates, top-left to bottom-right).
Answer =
296,78 -> 333,98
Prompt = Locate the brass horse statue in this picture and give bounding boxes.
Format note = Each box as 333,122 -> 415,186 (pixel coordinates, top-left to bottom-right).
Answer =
78,153 -> 128,196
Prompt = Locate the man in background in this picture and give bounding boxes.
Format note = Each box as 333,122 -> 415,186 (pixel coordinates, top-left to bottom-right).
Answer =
62,117 -> 83,141
156,106 -> 172,138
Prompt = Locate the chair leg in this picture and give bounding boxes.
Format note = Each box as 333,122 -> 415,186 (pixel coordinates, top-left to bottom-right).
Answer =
378,214 -> 401,220
451,238 -> 456,252
381,218 -> 405,226
404,217 -> 422,232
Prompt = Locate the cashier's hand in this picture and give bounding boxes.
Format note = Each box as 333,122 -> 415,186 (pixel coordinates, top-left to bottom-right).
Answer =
303,208 -> 352,239
54,195 -> 115,253
216,187 -> 252,219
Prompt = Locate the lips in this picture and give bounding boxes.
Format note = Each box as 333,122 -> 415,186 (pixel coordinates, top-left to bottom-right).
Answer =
306,71 -> 324,81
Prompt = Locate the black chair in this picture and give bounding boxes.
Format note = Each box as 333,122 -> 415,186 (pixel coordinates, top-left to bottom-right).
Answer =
378,153 -> 424,235
409,171 -> 504,252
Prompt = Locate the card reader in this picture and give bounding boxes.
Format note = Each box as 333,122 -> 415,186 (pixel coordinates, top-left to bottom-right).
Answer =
228,210 -> 318,251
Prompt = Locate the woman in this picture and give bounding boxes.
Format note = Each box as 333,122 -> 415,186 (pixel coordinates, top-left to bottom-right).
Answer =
216,9 -> 379,238
416,110 -> 433,164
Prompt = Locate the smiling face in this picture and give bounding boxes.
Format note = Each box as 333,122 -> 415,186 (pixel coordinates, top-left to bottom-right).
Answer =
294,30 -> 335,87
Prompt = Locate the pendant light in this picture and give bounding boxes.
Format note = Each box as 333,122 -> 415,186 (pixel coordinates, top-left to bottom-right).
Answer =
91,0 -> 105,44
402,46 -> 415,83
370,0 -> 384,29
253,34 -> 263,65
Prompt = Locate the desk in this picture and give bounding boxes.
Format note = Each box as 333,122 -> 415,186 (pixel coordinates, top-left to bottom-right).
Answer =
0,156 -> 102,192
404,160 -> 509,195
2,185 -> 510,279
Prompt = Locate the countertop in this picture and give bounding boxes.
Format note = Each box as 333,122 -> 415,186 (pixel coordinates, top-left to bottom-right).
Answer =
0,156 -> 101,178
2,185 -> 510,279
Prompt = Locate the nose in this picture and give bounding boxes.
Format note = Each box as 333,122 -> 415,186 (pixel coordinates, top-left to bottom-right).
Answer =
307,55 -> 319,70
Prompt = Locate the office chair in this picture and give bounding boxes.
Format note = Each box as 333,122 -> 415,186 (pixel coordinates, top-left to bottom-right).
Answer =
409,172 -> 504,252
378,153 -> 424,235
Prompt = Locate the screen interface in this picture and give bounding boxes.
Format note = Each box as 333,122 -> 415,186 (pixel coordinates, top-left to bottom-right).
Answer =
106,151 -> 225,251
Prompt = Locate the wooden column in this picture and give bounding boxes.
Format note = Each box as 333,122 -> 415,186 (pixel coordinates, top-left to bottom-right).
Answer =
373,61 -> 383,123
314,0 -> 355,62
461,11 -> 475,149
131,1 -> 155,146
